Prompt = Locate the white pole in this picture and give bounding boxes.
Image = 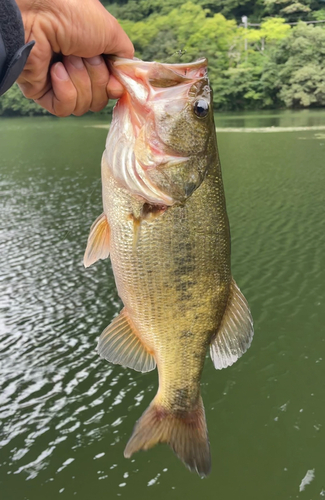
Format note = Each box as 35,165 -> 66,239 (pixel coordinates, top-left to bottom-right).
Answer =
242,16 -> 248,61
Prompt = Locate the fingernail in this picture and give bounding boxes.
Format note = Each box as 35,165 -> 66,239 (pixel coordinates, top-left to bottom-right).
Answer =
69,55 -> 84,69
54,62 -> 69,81
86,56 -> 102,66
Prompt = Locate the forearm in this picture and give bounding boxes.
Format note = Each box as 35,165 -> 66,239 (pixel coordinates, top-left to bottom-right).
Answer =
0,0 -> 34,96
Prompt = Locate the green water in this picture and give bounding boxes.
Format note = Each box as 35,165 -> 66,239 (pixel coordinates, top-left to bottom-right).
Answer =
0,111 -> 324,500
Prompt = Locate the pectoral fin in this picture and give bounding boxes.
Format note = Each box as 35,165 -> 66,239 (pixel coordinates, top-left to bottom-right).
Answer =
210,279 -> 254,370
97,309 -> 156,373
83,213 -> 110,268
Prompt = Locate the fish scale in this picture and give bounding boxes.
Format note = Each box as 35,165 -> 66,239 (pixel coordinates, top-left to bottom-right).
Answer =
103,156 -> 229,357
84,57 -> 254,476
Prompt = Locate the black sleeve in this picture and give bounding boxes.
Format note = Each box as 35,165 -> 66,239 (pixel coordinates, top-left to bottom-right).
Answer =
0,0 -> 34,96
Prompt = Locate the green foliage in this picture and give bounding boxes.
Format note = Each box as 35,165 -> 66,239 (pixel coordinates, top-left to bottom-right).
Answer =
312,7 -> 325,20
265,0 -> 310,17
275,23 -> 325,106
261,0 -> 325,21
117,2 -> 288,110
119,3 -> 241,68
102,0 -> 324,21
116,2 -> 325,111
2,1 -> 325,115
213,65 -> 265,110
103,0 -> 186,21
0,84 -> 49,117
260,17 -> 291,41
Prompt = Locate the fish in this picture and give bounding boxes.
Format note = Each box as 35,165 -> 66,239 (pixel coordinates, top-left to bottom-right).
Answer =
83,57 -> 254,477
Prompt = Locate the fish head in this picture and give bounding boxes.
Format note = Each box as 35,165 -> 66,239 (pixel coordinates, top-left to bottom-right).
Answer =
105,57 -> 215,206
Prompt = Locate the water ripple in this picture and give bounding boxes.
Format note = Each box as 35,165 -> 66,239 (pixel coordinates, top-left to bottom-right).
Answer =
1,116 -> 324,500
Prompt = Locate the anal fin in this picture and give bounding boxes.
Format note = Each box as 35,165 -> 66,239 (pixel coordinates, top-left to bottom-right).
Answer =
97,309 -> 156,373
84,213 -> 110,268
210,278 -> 254,370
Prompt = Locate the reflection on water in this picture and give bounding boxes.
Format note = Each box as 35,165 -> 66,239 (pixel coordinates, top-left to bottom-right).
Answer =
215,108 -> 325,129
216,125 -> 325,132
0,112 -> 324,500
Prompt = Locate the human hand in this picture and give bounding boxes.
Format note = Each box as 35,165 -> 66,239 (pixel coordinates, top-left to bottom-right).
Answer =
16,0 -> 134,116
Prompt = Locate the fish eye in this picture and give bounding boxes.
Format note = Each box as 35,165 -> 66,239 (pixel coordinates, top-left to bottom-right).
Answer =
194,99 -> 209,118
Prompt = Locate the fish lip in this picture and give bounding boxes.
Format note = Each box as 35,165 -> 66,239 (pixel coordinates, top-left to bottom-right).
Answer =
106,57 -> 209,205
108,58 -> 208,162
107,57 -> 208,99
107,56 -> 208,73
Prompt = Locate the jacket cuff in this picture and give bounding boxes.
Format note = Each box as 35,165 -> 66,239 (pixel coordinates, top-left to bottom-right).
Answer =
0,0 -> 35,96
0,40 -> 34,95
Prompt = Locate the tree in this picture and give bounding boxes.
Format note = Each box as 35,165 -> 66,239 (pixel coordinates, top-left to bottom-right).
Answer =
274,23 -> 325,106
0,84 -> 49,116
246,17 -> 291,52
262,0 -> 325,21
3,1 -> 325,115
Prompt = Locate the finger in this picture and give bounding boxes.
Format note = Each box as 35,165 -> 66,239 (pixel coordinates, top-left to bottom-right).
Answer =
107,74 -> 125,100
83,56 -> 109,112
35,62 -> 77,117
63,56 -> 92,116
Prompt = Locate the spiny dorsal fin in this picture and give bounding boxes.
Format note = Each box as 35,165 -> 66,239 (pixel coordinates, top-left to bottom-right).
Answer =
210,278 -> 254,370
83,213 -> 110,268
97,309 -> 156,373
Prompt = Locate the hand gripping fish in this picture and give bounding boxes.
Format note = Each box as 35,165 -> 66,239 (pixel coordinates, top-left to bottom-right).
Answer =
84,57 -> 253,477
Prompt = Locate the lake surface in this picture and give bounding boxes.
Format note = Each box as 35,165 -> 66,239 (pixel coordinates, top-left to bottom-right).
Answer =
0,110 -> 324,500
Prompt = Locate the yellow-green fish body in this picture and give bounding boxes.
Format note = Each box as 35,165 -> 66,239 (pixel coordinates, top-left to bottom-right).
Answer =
84,57 -> 253,476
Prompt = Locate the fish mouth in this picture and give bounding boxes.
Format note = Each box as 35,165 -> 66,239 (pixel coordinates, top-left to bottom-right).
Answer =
105,57 -> 208,206
107,57 -> 207,88
107,57 -> 208,163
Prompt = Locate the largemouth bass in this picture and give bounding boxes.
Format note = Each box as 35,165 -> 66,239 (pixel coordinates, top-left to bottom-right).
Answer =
84,57 -> 253,476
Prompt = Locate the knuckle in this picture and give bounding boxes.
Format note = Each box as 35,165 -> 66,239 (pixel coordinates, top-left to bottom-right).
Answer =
94,74 -> 110,87
61,89 -> 77,104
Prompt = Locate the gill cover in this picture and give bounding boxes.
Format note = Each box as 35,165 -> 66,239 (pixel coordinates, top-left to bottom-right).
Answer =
104,57 -> 213,206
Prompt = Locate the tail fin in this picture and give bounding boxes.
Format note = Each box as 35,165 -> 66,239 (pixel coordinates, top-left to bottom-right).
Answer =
124,396 -> 211,477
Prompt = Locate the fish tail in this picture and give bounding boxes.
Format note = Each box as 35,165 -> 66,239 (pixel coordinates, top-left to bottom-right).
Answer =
124,395 -> 211,477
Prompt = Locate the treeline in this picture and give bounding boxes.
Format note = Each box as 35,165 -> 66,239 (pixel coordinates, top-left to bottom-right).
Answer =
105,0 -> 325,24
1,0 -> 325,115
110,0 -> 325,110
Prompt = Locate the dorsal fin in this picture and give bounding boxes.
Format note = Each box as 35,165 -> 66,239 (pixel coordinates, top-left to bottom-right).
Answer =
97,309 -> 156,373
83,213 -> 110,268
210,279 -> 254,370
